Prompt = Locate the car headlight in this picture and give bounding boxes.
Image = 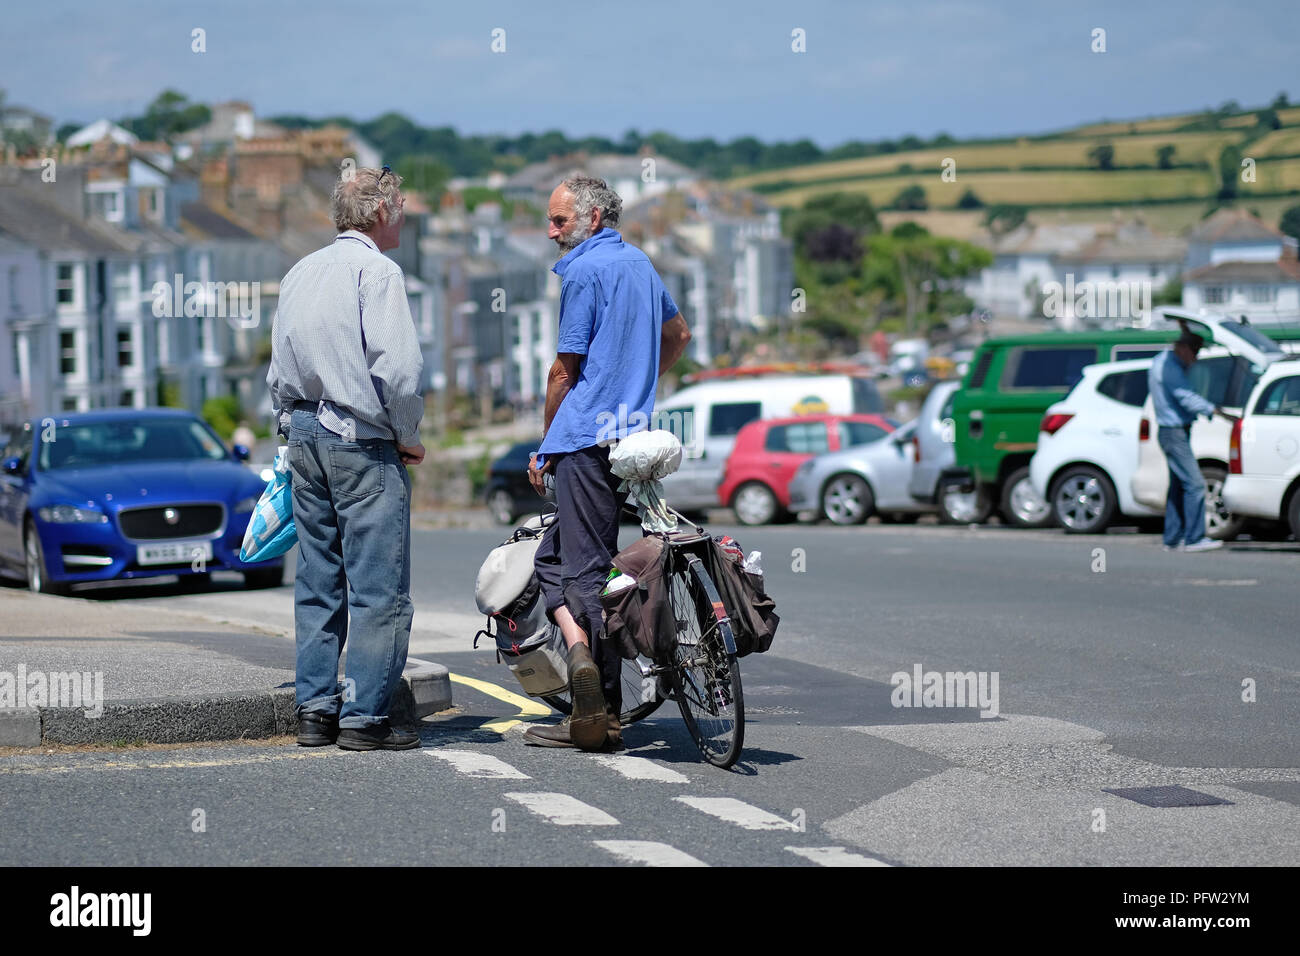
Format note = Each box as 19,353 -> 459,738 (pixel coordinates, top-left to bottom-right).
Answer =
38,504 -> 108,524
235,495 -> 259,514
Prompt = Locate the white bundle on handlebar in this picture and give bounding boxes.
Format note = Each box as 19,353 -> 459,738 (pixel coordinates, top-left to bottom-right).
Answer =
609,429 -> 683,533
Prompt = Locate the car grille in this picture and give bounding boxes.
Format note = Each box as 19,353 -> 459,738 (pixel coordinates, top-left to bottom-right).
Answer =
119,504 -> 224,540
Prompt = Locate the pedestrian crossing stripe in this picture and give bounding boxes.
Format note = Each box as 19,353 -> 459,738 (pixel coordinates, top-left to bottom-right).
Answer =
504,792 -> 619,826
425,750 -> 531,779
593,840 -> 708,866
583,753 -> 690,783
785,846 -> 891,867
674,796 -> 799,830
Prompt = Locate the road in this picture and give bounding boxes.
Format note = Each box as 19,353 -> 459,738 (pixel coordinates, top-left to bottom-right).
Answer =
3,520 -> 1298,866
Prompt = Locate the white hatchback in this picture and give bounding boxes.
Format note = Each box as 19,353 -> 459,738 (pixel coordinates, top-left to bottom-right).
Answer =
1130,312 -> 1296,540
1223,357 -> 1300,539
1029,358 -> 1161,533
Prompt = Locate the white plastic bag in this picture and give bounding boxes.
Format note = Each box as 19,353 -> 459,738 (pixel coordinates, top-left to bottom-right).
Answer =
609,429 -> 683,533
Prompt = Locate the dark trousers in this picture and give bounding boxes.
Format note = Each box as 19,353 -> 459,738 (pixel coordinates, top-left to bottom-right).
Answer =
534,445 -> 627,713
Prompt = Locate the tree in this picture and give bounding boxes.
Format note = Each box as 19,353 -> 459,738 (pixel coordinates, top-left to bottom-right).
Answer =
1271,92 -> 1290,110
861,224 -> 992,333
983,204 -> 1027,235
1156,144 -> 1176,169
1280,204 -> 1300,242
396,155 -> 452,206
1217,143 -> 1242,200
956,188 -> 984,209
785,191 -> 880,262
1087,143 -> 1116,171
891,184 -> 928,210
123,90 -> 211,142
1257,108 -> 1282,130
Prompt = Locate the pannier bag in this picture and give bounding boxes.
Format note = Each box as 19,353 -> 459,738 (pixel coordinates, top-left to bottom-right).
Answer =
473,512 -> 570,697
701,535 -> 779,657
600,535 -> 676,660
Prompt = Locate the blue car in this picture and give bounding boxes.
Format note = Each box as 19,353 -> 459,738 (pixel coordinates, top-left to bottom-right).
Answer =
0,409 -> 284,595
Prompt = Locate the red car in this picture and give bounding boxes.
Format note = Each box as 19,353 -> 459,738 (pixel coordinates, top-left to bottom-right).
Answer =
719,414 -> 898,525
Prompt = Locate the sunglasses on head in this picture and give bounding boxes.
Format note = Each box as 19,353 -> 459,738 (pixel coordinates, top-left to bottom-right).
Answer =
376,164 -> 392,186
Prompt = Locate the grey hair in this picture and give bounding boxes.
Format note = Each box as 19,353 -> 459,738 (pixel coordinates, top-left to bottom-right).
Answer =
561,174 -> 622,230
331,166 -> 404,233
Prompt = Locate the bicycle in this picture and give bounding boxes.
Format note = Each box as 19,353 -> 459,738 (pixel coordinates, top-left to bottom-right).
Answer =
512,508 -> 746,769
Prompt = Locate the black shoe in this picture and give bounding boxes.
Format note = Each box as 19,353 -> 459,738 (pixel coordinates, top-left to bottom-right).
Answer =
297,711 -> 339,747
336,722 -> 421,751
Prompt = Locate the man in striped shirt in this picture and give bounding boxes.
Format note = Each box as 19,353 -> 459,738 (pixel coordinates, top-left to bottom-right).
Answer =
267,166 -> 426,751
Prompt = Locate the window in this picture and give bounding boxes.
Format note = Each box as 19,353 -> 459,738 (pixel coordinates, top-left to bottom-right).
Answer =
708,401 -> 762,438
56,263 -> 75,306
837,421 -> 888,447
1203,286 -> 1226,304
1249,285 -> 1276,303
1254,376 -> 1300,416
1185,356 -> 1238,408
59,330 -> 77,375
117,328 -> 134,368
968,349 -> 994,388
119,389 -> 135,408
61,396 -> 79,411
89,191 -> 121,220
1110,344 -> 1164,361
1002,347 -> 1096,390
8,265 -> 18,311
765,422 -> 829,454
1097,369 -> 1150,407
112,264 -> 133,311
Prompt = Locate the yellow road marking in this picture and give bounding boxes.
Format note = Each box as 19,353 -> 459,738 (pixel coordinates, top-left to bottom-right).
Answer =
0,750 -> 334,775
448,672 -> 553,735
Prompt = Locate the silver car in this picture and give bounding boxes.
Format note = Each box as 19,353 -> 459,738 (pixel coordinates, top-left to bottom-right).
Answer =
908,380 -> 961,502
788,420 -> 935,525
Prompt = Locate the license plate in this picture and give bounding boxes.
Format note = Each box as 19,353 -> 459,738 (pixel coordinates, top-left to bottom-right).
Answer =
137,540 -> 214,567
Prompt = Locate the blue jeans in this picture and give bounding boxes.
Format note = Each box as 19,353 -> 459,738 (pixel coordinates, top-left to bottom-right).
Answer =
286,409 -> 413,729
1157,425 -> 1207,547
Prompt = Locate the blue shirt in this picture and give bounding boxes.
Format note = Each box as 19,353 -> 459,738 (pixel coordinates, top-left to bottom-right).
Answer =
1149,349 -> 1216,427
538,228 -> 679,458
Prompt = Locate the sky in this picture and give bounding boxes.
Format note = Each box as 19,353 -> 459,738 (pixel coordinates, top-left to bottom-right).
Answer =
2,0 -> 1297,147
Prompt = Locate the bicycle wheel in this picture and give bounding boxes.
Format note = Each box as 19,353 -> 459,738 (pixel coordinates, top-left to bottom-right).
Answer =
665,553 -> 744,768
540,634 -> 666,725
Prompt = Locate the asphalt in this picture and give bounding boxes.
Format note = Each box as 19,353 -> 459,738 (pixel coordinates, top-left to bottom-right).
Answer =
0,587 -> 451,747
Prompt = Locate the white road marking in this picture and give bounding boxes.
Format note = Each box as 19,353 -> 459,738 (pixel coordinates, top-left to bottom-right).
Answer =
593,840 -> 709,867
786,846 -> 891,867
425,750 -> 530,779
504,792 -> 619,826
584,754 -> 690,783
674,796 -> 798,830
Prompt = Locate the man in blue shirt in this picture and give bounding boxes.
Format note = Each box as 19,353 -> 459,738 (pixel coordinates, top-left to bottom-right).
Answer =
1148,332 -> 1236,552
524,175 -> 692,750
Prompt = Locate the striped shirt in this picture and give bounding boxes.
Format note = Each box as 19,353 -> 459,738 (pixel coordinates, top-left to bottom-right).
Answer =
267,231 -> 424,444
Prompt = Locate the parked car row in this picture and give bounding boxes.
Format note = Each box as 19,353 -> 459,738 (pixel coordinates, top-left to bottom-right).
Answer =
1025,309 -> 1300,539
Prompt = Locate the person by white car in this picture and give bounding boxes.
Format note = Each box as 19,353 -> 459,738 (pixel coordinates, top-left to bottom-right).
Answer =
1029,358 -> 1161,533
1223,357 -> 1300,540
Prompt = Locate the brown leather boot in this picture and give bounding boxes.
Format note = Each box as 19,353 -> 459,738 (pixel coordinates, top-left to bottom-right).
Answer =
603,711 -> 625,752
567,643 -> 608,750
523,717 -> 575,748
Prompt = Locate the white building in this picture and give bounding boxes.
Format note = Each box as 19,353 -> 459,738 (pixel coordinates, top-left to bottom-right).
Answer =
1181,208 -> 1300,318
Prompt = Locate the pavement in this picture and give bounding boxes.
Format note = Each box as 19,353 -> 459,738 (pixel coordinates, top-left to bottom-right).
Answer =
0,587 -> 452,748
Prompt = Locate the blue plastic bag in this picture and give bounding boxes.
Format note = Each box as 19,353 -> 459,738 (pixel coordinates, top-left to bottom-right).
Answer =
239,445 -> 297,562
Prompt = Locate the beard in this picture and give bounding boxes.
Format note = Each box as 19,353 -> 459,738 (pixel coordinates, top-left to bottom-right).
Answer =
555,216 -> 597,256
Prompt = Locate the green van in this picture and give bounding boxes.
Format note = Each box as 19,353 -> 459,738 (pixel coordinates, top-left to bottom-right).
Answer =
940,323 -> 1300,526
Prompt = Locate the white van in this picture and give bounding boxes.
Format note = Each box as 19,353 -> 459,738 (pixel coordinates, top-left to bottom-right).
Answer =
652,374 -> 884,511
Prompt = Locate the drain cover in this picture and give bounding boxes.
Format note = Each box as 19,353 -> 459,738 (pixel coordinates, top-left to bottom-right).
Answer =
1103,785 -> 1234,808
